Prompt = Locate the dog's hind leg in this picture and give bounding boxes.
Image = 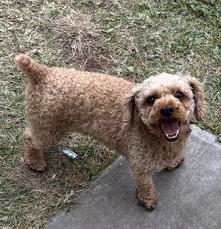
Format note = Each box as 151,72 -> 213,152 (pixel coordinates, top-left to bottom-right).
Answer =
23,128 -> 47,172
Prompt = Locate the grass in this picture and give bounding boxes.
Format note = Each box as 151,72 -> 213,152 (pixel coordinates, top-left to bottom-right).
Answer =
0,0 -> 220,228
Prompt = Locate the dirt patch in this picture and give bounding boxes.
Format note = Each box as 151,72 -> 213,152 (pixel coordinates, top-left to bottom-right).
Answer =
50,11 -> 111,71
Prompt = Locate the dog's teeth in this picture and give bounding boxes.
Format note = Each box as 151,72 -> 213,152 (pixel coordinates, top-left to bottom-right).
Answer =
166,130 -> 179,140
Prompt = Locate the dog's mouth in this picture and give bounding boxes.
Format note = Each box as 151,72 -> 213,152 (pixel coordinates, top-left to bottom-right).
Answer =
160,118 -> 180,142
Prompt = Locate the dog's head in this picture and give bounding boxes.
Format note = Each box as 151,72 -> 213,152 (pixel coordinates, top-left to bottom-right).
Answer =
124,73 -> 206,141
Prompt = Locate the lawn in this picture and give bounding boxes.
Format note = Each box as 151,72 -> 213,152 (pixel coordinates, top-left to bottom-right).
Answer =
0,0 -> 220,228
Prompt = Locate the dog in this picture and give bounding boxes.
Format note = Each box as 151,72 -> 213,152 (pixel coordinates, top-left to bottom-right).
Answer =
15,54 -> 206,210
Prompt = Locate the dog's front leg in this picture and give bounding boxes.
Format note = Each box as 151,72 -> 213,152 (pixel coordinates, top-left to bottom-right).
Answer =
130,163 -> 157,211
135,173 -> 157,211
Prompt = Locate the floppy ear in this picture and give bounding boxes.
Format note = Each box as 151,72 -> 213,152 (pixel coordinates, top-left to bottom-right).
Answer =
123,85 -> 141,127
188,77 -> 207,121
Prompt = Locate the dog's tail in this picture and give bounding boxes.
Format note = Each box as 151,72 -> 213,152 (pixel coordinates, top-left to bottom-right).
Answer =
15,54 -> 49,84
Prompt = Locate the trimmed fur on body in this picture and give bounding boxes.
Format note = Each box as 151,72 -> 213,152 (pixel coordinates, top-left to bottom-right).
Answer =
16,54 -> 206,210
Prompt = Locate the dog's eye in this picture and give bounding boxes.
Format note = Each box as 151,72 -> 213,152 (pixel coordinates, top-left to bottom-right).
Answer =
146,96 -> 156,105
174,91 -> 183,99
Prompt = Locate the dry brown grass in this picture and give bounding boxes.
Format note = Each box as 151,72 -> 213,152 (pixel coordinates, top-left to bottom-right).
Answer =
49,11 -> 111,71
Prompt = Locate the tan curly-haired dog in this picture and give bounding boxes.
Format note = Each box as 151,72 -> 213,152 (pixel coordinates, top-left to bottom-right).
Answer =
15,54 -> 206,210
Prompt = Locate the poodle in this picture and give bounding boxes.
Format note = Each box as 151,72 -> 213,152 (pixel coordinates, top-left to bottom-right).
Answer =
15,54 -> 206,210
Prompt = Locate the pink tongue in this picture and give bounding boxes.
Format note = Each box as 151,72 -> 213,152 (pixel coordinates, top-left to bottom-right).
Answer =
160,119 -> 179,135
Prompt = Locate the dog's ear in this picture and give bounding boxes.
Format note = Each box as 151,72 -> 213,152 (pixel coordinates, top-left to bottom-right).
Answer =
123,85 -> 141,127
188,77 -> 207,121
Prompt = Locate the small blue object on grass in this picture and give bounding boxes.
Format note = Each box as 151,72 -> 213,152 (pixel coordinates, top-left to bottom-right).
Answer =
63,149 -> 78,159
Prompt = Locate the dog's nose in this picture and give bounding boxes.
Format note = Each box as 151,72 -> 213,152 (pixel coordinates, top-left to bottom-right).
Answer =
160,106 -> 174,117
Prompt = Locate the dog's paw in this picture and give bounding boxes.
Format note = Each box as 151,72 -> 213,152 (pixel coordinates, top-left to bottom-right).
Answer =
165,156 -> 185,171
28,160 -> 46,172
137,199 -> 156,211
24,152 -> 47,172
136,189 -> 157,211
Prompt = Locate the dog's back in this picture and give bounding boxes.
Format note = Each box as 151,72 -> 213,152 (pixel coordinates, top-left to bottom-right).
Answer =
16,54 -> 133,151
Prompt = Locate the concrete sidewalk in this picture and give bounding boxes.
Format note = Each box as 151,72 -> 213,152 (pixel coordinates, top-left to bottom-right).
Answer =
46,126 -> 221,229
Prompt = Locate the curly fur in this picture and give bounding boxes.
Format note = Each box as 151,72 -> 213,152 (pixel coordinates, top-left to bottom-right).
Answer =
15,54 -> 206,210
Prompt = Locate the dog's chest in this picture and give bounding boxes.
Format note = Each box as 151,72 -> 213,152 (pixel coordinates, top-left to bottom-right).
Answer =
150,143 -> 182,169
